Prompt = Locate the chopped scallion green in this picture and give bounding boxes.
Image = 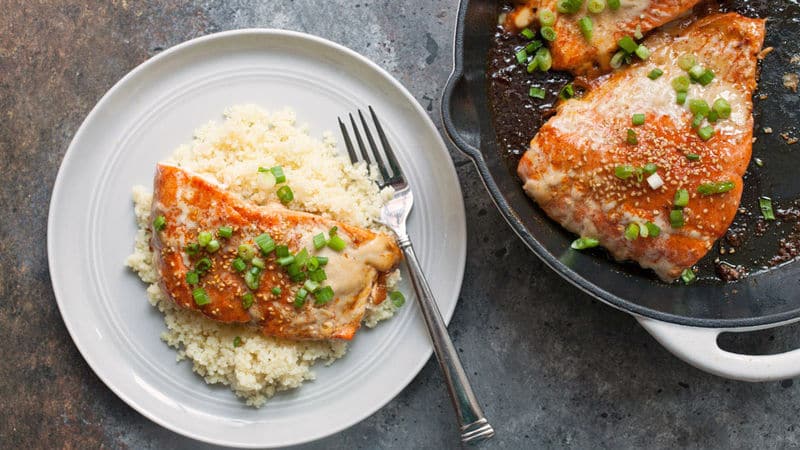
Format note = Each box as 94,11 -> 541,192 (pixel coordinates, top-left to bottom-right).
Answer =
192,288 -> 211,306
634,45 -> 650,60
681,268 -> 696,284
697,69 -> 715,86
676,91 -> 687,105
294,288 -> 309,308
218,226 -> 233,239
277,185 -> 294,204
615,164 -> 636,180
242,292 -> 254,309
760,197 -> 775,220
686,153 -> 700,161
271,286 -> 282,296
624,223 -> 639,241
713,98 -> 731,119
647,68 -> 664,80
697,181 -> 735,196
689,99 -> 710,117
691,114 -> 705,129
195,257 -> 212,274
626,128 -> 638,145
540,26 -> 557,42
315,286 -> 336,305
520,28 -> 536,39
697,125 -> 715,141
677,53 -> 696,71
578,17 -> 593,41
643,163 -> 658,175
254,233 -> 275,254
206,239 -> 220,253
587,0 -> 605,13
328,235 -> 347,252
610,50 -> 626,69
153,215 -> 166,231
674,189 -> 689,208
244,270 -> 260,290
277,255 -> 295,267
231,258 -> 247,272
617,36 -> 638,54
515,48 -> 528,64
559,83 -> 575,99
275,245 -> 290,258
251,256 -> 265,269
529,86 -> 546,99
571,236 -> 600,250
389,290 -> 406,308
315,256 -> 329,266
539,8 -> 556,26
671,76 -> 690,93
233,336 -> 243,347
670,209 -> 684,228
632,113 -> 645,126
185,271 -> 199,285
645,222 -> 661,237
198,231 -> 212,247
309,268 -> 328,282
557,0 -> 583,14
270,166 -> 286,184
185,242 -> 200,256
607,0 -> 620,9
238,244 -> 256,261
525,40 -> 543,54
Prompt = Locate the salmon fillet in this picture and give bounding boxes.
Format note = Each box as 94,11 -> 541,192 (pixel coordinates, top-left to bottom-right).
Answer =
517,13 -> 765,281
150,163 -> 402,340
504,0 -> 701,75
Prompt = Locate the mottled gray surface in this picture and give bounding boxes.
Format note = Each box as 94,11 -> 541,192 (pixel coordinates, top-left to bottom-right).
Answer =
2,0 -> 800,448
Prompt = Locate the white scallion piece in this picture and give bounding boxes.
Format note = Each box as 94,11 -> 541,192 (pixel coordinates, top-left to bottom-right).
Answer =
647,173 -> 664,190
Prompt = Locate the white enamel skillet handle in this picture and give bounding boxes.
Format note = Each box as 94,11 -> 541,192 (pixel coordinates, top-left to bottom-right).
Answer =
638,316 -> 800,381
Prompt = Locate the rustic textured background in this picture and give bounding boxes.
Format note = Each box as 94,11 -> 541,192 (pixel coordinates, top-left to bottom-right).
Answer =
2,1 -> 800,448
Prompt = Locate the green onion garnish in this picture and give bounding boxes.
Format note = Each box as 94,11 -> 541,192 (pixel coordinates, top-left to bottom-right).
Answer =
198,231 -> 212,247
315,256 -> 329,266
645,222 -> 661,237
676,92 -> 687,105
153,215 -> 166,231
218,226 -> 233,239
303,279 -> 320,293
540,26 -> 557,42
185,242 -> 200,256
680,268 -> 696,285
294,248 -> 309,266
252,256 -> 266,269
294,288 -> 309,308
632,113 -> 645,126
244,270 -> 260,290
306,257 -> 320,271
309,268 -> 328,282
610,50 -> 626,69
529,86 -> 546,99
643,163 -> 658,175
186,271 -> 199,285
328,235 -> 347,252
634,45 -> 650,60
670,209 -> 684,228
515,48 -> 528,64
557,0 -> 583,14
571,236 -> 600,250
559,83 -> 575,99
696,69 -> 715,86
525,40 -> 543,54
520,28 -> 536,39
674,189 -> 689,208
587,0 -> 605,13
238,244 -> 256,261
315,286 -> 336,305
277,255 -> 295,266
697,125 -> 715,141
618,36 -> 638,54
539,8 -> 556,26
614,164 -> 636,180
759,196 -> 776,220
389,290 -> 406,308
647,68 -> 664,80
624,223 -> 639,241
206,239 -> 220,253
528,47 -> 552,73
607,0 -> 620,9
242,293 -> 254,309
233,336 -> 243,347
688,64 -> 705,80
275,245 -> 290,258
192,288 -> 211,306
271,286 -> 282,296
626,129 -> 638,145
697,181 -> 735,196
691,114 -> 705,129
638,222 -> 650,238
689,99 -> 710,117
232,258 -> 247,272
270,166 -> 286,184
254,233 -> 275,254
686,153 -> 700,161
578,17 -> 593,41
707,110 -> 719,123
671,76 -> 690,93
713,98 -> 731,119
677,53 -> 696,71
277,185 -> 294,204
195,257 -> 212,274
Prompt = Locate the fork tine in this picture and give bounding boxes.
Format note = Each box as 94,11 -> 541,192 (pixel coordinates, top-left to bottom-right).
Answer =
348,113 -> 373,166
358,109 -> 391,182
338,118 -> 358,164
368,106 -> 402,180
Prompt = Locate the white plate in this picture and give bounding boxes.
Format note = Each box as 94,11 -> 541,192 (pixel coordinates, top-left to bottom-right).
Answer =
47,29 -> 466,448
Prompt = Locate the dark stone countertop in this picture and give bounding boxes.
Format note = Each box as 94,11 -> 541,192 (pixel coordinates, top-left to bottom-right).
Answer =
2,1 -> 800,448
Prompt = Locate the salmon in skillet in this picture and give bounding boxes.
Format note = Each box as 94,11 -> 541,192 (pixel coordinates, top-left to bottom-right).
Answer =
150,163 -> 402,340
504,0 -> 701,75
517,13 -> 765,281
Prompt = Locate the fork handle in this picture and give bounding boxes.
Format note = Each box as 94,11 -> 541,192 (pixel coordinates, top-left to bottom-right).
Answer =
397,236 -> 495,444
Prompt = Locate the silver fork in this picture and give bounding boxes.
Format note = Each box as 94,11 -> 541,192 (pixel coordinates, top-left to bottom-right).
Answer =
339,107 -> 495,444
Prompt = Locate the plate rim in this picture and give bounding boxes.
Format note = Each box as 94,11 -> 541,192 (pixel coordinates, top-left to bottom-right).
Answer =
47,28 -> 466,448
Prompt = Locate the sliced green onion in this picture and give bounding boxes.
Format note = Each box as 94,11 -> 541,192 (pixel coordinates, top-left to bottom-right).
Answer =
571,236 -> 600,250
697,125 -> 715,141
697,181 -> 735,196
674,189 -> 689,208
218,226 -> 233,239
713,98 -> 731,119
677,53 -> 696,71
242,292 -> 254,309
610,50 -> 626,69
277,185 -> 294,204
707,110 -> 719,123
192,288 -> 211,306
271,286 -> 282,296
645,222 -> 661,237
275,245 -> 290,258
539,8 -> 556,26
315,286 -> 336,305
614,164 -> 636,179
328,235 -> 347,251
633,25 -> 643,40
676,91 -> 687,105
638,222 -> 649,238
515,48 -> 528,64
525,40 -> 543,54
647,68 -> 664,80
198,231 -> 213,247
244,270 -> 260,290
540,26 -> 557,42
670,209 -> 685,228
254,233 -> 275,254
643,163 -> 658,175
632,113 -> 645,126
288,268 -> 306,283
607,0 -> 620,9
238,244 -> 256,261
618,36 -> 638,54
624,223 -> 639,241
185,243 -> 200,256
315,256 -> 329,266
587,0 -> 605,13
195,257 -> 212,274
755,158 -> 764,167
309,268 -> 328,282
294,248 -> 309,267
389,291 -> 406,308
206,239 -> 220,253
185,271 -> 199,285
688,64 -> 705,80
626,128 -> 638,145
634,45 -> 650,60
303,279 -> 320,293
529,86 -> 546,99
294,288 -> 309,308
689,99 -> 710,117
520,27 -> 536,39
559,83 -> 575,99
153,215 -> 166,231
760,197 -> 775,220
686,153 -> 700,161
578,16 -> 593,40
277,255 -> 295,267
231,257 -> 247,272
233,336 -> 243,347
697,69 -> 715,86
557,0 -> 584,14
270,166 -> 286,184
681,268 -> 696,284
251,256 -> 265,269
306,256 -> 320,271
691,114 -> 705,129
533,47 -> 552,71
671,76 -> 690,93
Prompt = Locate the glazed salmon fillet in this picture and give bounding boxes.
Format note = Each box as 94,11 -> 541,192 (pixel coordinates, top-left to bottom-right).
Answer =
517,13 -> 765,281
505,0 -> 701,75
150,163 -> 402,340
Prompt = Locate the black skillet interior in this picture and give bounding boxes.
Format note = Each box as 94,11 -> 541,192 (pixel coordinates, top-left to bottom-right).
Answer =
442,0 -> 800,327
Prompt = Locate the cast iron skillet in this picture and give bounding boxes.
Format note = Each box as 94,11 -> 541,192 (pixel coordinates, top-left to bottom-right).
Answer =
442,0 -> 800,329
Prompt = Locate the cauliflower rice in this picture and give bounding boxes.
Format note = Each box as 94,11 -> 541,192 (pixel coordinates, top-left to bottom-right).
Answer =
126,105 -> 399,406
